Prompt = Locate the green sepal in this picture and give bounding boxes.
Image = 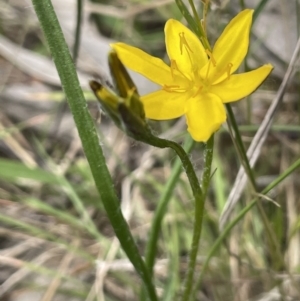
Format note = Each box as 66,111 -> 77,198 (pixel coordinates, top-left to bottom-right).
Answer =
89,80 -> 122,128
108,50 -> 138,98
108,51 -> 145,120
89,79 -> 150,139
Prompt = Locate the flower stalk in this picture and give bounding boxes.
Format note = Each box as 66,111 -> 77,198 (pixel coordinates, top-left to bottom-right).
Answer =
181,135 -> 214,301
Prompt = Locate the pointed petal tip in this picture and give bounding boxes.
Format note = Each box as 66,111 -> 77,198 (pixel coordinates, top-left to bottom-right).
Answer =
165,18 -> 176,25
110,42 -> 134,53
240,8 -> 254,17
265,63 -> 274,69
244,8 -> 254,14
232,9 -> 254,27
110,42 -> 124,50
264,63 -> 274,76
211,63 -> 274,104
164,18 -> 186,33
259,63 -> 274,77
166,18 -> 185,26
110,43 -> 120,53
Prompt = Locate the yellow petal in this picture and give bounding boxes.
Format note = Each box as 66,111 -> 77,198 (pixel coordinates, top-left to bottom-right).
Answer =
141,89 -> 187,120
186,93 -> 226,142
165,19 -> 208,80
112,43 -> 188,86
210,64 -> 273,103
201,9 -> 253,84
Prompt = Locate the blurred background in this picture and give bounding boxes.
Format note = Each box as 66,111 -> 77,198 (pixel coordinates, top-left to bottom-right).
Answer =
0,0 -> 300,300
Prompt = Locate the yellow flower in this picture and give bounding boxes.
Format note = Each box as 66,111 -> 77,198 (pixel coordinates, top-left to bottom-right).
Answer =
112,9 -> 273,142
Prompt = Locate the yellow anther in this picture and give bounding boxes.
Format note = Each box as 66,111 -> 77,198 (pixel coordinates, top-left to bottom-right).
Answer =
212,62 -> 234,82
170,59 -> 179,79
179,32 -> 193,55
205,49 -> 216,67
163,84 -> 180,92
204,59 -> 212,81
226,63 -> 233,80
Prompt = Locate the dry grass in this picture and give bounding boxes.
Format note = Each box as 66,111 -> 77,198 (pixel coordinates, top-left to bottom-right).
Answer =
0,0 -> 300,301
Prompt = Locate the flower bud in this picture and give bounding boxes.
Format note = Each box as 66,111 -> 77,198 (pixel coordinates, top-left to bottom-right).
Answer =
90,52 -> 150,140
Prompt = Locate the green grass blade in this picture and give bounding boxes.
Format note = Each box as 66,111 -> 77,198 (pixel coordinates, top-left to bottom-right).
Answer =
253,0 -> 271,23
23,197 -> 110,244
174,0 -> 199,35
0,158 -> 58,184
0,213 -> 94,261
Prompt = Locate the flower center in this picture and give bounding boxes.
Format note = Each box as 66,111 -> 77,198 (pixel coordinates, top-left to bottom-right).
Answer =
162,32 -> 233,95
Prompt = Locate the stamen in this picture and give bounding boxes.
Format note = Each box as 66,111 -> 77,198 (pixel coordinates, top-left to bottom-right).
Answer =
212,62 -> 234,83
179,32 -> 193,55
205,49 -> 216,67
205,59 -> 212,81
226,63 -> 233,80
163,84 -> 180,92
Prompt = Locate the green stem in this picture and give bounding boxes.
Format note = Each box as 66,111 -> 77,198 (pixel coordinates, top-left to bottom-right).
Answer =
201,134 -> 214,199
253,0 -> 271,24
139,132 -> 212,301
72,0 -> 83,63
140,136 -> 195,301
181,135 -> 214,301
202,0 -> 209,35
137,133 -> 206,301
31,1 -> 157,300
188,0 -> 202,30
145,136 -> 195,275
145,136 -> 202,200
175,0 -> 211,51
239,0 -> 246,9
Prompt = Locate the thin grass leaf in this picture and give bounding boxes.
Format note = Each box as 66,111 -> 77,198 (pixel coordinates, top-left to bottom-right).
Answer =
253,0 -> 271,23
0,158 -> 58,184
0,213 -> 94,261
174,0 -> 200,37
